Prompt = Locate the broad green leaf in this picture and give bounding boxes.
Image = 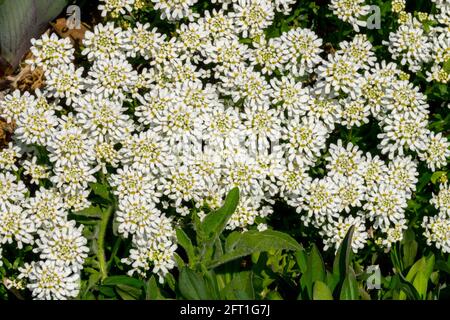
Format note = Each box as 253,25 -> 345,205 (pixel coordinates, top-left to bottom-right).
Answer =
98,285 -> 117,298
339,267 -> 359,300
200,187 -> 239,242
176,228 -> 196,265
202,269 -> 221,300
402,229 -> 418,269
313,281 -> 333,300
115,284 -> 141,300
72,205 -> 103,218
396,274 -> 420,300
103,275 -> 144,288
295,249 -> 308,273
303,244 -> 326,299
222,271 -> 255,300
178,267 -> 210,300
400,255 -> 435,300
0,0 -> 68,73
145,276 -> 165,300
208,230 -> 302,269
436,260 -> 450,275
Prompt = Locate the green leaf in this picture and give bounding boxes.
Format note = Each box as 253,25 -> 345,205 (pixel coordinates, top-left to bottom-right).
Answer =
443,59 -> 450,74
222,271 -> 255,300
313,281 -> 333,300
176,228 -> 196,265
333,226 -> 355,281
115,284 -> 142,300
431,171 -> 447,184
396,274 -> 421,300
72,205 -> 103,218
145,276 -> 165,300
404,255 -> 435,300
208,230 -> 302,269
178,267 -> 210,300
436,260 -> 450,275
103,275 -> 144,288
402,229 -> 418,269
303,244 -> 326,299
200,187 -> 239,242
339,267 -> 359,300
98,285 -> 117,298
90,183 -> 111,201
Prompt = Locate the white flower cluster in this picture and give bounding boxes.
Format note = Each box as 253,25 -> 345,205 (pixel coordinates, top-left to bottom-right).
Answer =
329,0 -> 371,32
0,143 -> 88,299
423,183 -> 450,253
0,0 -> 449,299
386,1 -> 450,83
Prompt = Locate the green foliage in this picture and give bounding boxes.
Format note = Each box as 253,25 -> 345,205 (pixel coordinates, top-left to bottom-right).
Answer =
175,188 -> 303,300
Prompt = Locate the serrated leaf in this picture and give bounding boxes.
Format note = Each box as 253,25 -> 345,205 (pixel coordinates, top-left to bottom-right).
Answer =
208,230 -> 302,269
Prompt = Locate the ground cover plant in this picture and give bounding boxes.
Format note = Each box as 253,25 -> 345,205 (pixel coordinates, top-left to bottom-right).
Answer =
0,0 -> 449,300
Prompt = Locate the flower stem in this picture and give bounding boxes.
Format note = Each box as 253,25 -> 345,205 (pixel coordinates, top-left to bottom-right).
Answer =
98,204 -> 114,281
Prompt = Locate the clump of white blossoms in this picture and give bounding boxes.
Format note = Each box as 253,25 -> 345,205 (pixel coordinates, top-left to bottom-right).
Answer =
0,0 -> 448,299
329,0 -> 371,32
386,2 -> 450,83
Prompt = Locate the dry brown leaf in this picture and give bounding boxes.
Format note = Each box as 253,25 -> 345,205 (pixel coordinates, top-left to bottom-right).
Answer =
0,118 -> 15,148
50,17 -> 90,46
